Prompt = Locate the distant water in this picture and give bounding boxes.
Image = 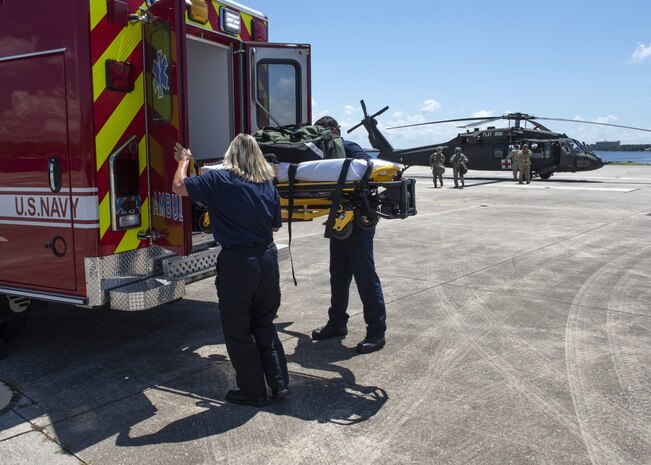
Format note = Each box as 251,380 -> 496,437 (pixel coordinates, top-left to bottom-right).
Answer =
595,150 -> 651,164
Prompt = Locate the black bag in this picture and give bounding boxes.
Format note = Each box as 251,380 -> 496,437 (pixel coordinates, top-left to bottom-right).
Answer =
254,124 -> 346,163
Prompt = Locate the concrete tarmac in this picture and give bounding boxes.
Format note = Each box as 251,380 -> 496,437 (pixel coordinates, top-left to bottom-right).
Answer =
1,165 -> 650,465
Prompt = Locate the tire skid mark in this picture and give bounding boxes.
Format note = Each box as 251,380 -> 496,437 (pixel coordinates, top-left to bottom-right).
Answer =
566,248 -> 651,465
607,252 -> 651,422
435,282 -> 595,443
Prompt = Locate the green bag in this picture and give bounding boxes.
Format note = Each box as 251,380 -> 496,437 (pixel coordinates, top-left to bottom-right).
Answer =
254,124 -> 346,163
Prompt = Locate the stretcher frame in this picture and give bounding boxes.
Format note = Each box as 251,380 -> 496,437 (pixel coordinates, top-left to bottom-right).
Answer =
274,159 -> 416,239
196,158 -> 417,240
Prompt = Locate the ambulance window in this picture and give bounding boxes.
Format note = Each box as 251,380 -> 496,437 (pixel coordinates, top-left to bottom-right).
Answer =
147,22 -> 172,124
256,60 -> 300,127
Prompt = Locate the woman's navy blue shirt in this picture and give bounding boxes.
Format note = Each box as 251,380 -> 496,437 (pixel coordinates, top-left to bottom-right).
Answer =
184,169 -> 281,247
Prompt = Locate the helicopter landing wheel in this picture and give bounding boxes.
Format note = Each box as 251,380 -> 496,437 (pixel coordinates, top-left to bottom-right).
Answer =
331,222 -> 353,240
539,172 -> 552,180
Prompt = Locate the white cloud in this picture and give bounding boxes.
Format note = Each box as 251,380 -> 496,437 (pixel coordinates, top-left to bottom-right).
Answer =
392,111 -> 403,118
471,110 -> 494,118
344,105 -> 357,116
595,114 -> 618,124
628,43 -> 651,64
420,99 -> 441,112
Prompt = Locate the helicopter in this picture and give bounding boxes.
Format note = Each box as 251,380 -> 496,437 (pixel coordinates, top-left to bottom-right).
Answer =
347,101 -> 651,180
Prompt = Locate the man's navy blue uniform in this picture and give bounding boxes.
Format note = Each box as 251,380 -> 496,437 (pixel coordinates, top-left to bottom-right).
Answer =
312,115 -> 387,353
329,140 -> 387,339
185,168 -> 288,400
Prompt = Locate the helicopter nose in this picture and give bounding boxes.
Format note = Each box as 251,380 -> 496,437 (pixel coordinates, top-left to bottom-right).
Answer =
592,154 -> 606,169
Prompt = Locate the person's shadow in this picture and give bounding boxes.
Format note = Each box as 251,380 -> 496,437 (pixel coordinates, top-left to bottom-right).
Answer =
114,320 -> 387,447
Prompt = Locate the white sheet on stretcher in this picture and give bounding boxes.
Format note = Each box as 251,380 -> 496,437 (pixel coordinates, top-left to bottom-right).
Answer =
200,158 -> 397,182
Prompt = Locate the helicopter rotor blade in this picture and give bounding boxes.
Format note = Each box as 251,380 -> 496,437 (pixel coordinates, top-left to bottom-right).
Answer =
535,117 -> 651,133
347,101 -> 390,134
386,116 -> 503,130
457,116 -> 504,128
360,99 -> 368,117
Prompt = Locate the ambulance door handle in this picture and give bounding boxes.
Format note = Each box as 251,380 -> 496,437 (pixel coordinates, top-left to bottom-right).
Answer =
44,235 -> 67,257
48,157 -> 62,193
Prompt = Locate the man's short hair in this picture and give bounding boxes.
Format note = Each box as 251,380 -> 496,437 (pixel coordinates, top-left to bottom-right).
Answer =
314,116 -> 340,130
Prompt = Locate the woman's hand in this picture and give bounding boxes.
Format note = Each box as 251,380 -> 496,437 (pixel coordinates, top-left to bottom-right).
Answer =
174,143 -> 193,163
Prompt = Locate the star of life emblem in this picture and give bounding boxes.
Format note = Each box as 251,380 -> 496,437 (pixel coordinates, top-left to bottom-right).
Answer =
152,50 -> 169,99
501,159 -> 511,169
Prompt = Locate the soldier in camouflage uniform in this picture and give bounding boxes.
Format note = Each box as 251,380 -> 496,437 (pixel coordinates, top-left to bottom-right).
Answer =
517,143 -> 533,184
506,144 -> 520,181
450,147 -> 468,188
429,146 -> 446,188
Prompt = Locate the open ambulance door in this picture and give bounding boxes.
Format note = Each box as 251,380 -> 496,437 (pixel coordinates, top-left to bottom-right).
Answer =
143,0 -> 192,256
246,43 -> 311,132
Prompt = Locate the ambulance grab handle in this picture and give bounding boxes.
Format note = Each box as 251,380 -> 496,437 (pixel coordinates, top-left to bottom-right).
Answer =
48,157 -> 62,193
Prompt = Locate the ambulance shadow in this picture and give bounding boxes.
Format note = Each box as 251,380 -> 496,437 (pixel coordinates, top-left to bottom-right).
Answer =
3,300 -> 386,452
0,299 -> 236,452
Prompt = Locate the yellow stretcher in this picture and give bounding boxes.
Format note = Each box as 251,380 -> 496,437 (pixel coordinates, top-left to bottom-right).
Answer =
198,158 -> 417,240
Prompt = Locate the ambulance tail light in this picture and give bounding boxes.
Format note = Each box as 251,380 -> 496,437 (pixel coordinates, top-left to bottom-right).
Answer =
108,136 -> 142,231
252,18 -> 267,42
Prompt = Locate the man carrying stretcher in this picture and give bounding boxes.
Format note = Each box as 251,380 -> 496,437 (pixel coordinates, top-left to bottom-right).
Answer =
310,116 -> 387,354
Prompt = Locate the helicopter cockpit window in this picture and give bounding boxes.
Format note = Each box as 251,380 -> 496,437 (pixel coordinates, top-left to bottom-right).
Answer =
568,139 -> 587,154
560,141 -> 572,155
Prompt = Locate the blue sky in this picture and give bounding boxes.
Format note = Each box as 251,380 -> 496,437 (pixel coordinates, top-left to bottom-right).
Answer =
244,0 -> 651,148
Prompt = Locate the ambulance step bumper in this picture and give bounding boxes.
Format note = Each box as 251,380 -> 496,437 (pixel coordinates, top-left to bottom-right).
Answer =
109,278 -> 185,312
106,246 -> 221,311
90,243 -> 288,311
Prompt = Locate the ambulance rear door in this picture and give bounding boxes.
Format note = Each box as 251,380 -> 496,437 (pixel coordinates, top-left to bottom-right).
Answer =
245,43 -> 311,132
143,0 -> 192,255
0,50 -> 78,292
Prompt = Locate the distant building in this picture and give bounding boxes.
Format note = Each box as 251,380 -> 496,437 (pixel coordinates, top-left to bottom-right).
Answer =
595,140 -> 621,151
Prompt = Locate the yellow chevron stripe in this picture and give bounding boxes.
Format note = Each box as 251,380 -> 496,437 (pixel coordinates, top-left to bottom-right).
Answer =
99,193 -> 111,239
115,197 -> 149,253
90,0 -> 107,31
241,12 -> 253,38
95,73 -> 144,169
92,23 -> 141,102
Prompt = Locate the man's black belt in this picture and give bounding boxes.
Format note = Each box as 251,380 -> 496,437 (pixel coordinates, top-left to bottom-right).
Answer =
221,241 -> 271,250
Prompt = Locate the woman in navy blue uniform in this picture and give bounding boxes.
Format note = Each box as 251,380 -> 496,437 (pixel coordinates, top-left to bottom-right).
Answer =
172,134 -> 289,406
310,116 -> 387,354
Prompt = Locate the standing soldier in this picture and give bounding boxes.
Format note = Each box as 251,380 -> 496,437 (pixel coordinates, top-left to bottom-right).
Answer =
429,146 -> 446,188
506,144 -> 520,181
450,147 -> 469,188
517,143 -> 533,184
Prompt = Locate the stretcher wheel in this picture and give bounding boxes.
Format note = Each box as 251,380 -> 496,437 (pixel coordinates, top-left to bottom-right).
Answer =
331,222 -> 353,240
355,210 -> 378,230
